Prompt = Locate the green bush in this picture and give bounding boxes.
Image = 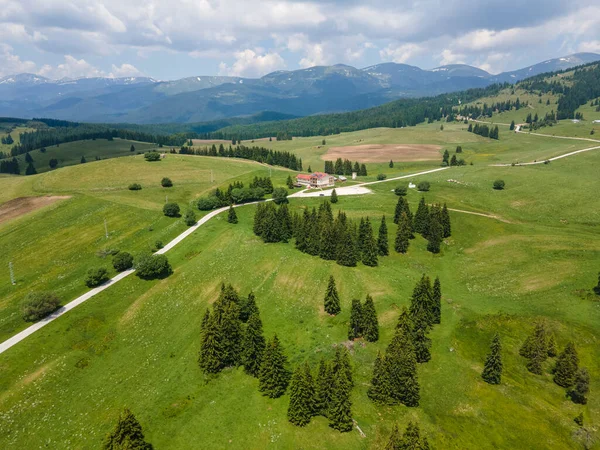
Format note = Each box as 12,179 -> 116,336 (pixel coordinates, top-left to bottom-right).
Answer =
394,186 -> 408,196
377,173 -> 387,180
112,252 -> 134,272
144,152 -> 161,162
163,202 -> 180,217
183,209 -> 197,226
21,292 -> 61,322
85,267 -> 109,288
154,241 -> 164,250
272,187 -> 289,205
197,196 -> 221,211
493,180 -> 505,190
135,253 -> 173,280
417,181 -> 430,191
128,183 -> 142,190
161,177 -> 173,187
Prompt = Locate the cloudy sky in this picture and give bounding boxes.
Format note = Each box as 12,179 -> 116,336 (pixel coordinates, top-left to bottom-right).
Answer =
1,0 -> 600,80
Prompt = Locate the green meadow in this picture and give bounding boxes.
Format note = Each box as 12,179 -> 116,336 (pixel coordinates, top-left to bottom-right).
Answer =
0,124 -> 599,449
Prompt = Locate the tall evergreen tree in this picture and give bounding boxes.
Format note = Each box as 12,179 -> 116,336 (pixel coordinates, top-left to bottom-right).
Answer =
553,342 -> 579,388
314,358 -> 333,417
239,291 -> 258,322
410,275 -> 434,329
25,162 -> 37,175
336,224 -> 359,267
520,322 -> 549,374
200,308 -> 210,331
547,334 -> 558,357
393,196 -> 412,226
441,203 -> 451,238
398,422 -> 430,450
258,335 -> 290,398
568,368 -> 590,404
348,299 -> 363,340
330,189 -> 338,203
332,346 -> 354,388
431,277 -> 442,324
198,311 -> 223,374
241,311 -> 266,377
412,324 -> 431,363
328,355 -> 353,432
324,275 -> 341,315
219,301 -> 243,367
385,424 -> 401,450
361,295 -> 379,342
482,333 -> 503,384
377,215 -> 389,256
287,363 -> 316,426
103,408 -> 153,450
361,217 -> 379,267
228,205 -> 238,224
368,352 -> 392,404
395,212 -> 411,254
426,212 -> 443,254
413,197 -> 429,235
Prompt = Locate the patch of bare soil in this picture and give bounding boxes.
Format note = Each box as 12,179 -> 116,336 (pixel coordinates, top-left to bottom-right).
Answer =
323,144 -> 442,162
0,196 -> 71,225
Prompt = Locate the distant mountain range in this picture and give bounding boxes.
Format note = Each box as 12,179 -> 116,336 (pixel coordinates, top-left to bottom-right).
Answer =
1,53 -> 598,124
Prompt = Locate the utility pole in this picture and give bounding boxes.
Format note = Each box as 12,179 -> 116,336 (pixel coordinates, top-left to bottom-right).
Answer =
104,218 -> 108,239
9,262 -> 15,285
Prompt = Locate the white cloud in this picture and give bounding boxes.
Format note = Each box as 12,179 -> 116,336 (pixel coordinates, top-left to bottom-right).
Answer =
439,49 -> 466,66
0,44 -> 37,77
38,55 -> 104,79
109,63 -> 144,78
219,49 -> 286,77
380,43 -> 423,63
578,40 -> 600,53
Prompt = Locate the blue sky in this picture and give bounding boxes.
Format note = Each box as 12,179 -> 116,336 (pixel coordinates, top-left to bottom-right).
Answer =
1,0 -> 599,80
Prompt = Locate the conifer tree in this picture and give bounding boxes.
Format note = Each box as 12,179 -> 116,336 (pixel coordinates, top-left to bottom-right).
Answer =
198,311 -> 223,374
410,275 -> 434,329
399,422 -> 429,450
319,222 -> 337,260
200,308 -> 210,331
385,424 -> 401,450
336,225 -> 358,267
348,299 -> 363,340
568,368 -> 590,404
426,213 -> 443,254
368,352 -> 392,404
332,346 -> 354,388
241,311 -> 266,377
393,196 -> 412,226
413,324 -> 431,363
239,291 -> 258,322
431,277 -> 442,324
482,333 -> 502,384
361,217 -> 379,267
328,355 -> 353,432
276,204 -> 293,242
547,334 -> 558,357
314,358 -> 333,417
413,197 -> 429,235
389,159 -> 394,168
228,205 -> 238,224
103,408 -> 153,450
361,295 -> 379,342
286,175 -> 294,189
288,363 -> 316,426
441,203 -> 451,238
395,212 -> 411,254
324,276 -> 341,315
259,335 -> 290,398
553,342 -> 579,388
377,215 -> 389,256
219,301 -> 243,367
330,189 -> 338,203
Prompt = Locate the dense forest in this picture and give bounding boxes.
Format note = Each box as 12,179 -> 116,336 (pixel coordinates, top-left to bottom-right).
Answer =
181,143 -> 302,170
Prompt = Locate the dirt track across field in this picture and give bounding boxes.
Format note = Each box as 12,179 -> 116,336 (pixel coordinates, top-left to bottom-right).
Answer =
0,196 -> 71,225
323,144 -> 442,162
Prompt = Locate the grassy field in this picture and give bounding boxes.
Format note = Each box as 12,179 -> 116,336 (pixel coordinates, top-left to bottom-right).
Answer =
0,126 -> 35,155
0,125 -> 598,449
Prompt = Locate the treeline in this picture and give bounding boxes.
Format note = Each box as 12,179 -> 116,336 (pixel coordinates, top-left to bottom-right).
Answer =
197,181 -> 267,210
456,97 -> 529,119
467,122 -> 499,139
324,159 -> 367,176
0,157 -> 20,174
556,64 -> 600,119
253,200 -> 389,267
182,143 -> 302,171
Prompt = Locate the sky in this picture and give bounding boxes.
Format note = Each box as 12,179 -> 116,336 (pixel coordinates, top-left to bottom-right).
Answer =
1,0 -> 600,80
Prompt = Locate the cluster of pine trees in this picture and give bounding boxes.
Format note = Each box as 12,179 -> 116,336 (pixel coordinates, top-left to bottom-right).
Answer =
324,159 -> 367,176
249,176 -> 274,193
442,148 -> 466,166
386,422 -> 431,449
393,197 -> 451,254
368,276 -> 442,407
253,200 -> 388,267
187,143 -> 303,171
197,182 -> 266,210
1,134 -> 14,145
103,408 -> 153,449
456,97 -> 528,118
348,295 -> 379,341
0,157 -> 20,174
287,347 -> 355,432
519,323 -> 589,404
467,123 -> 500,139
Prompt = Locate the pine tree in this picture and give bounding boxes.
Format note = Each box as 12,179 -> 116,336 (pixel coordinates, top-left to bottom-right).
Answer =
332,346 -> 354,388
413,197 -> 429,235
219,301 -> 243,367
361,217 -> 379,267
239,291 -> 258,322
431,277 -> 442,324
361,295 -> 379,342
241,312 -> 266,377
553,342 -> 579,388
319,221 -> 337,260
482,333 -> 502,384
441,203 -> 451,238
258,335 -> 290,398
568,368 -> 590,404
410,275 -> 434,329
314,358 -> 333,417
385,424 -> 401,450
286,175 -> 294,189
398,422 -> 429,450
442,149 -> 450,166
330,189 -> 338,203
25,162 -> 37,175
198,311 -> 223,374
200,308 -> 210,331
389,159 -> 394,168
413,324 -> 431,363
324,276 -> 341,315
80,155 -> 86,164
348,299 -> 363,340
227,205 -> 238,224
103,408 -> 153,450
547,334 -> 558,357
328,355 -> 353,432
395,212 -> 411,254
426,213 -> 443,254
288,363 -> 316,426
393,196 -> 412,225
368,352 -> 392,404
377,215 -> 389,256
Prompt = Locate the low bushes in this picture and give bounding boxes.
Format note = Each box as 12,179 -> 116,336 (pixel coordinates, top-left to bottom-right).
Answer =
493,180 -> 505,190
135,253 -> 173,280
163,202 -> 180,217
113,252 -> 133,272
128,183 -> 142,190
417,181 -> 430,192
161,177 -> 173,187
21,292 -> 61,322
85,267 -> 109,287
144,152 -> 161,162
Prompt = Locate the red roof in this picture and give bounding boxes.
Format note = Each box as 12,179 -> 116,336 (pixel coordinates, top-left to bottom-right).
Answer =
297,174 -> 311,180
312,172 -> 330,179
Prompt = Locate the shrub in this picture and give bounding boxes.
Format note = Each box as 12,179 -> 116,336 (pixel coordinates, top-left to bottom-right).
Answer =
197,196 -> 221,211
85,267 -> 109,288
161,177 -> 173,187
135,253 -> 173,279
230,187 -> 265,204
493,180 -> 505,190
154,240 -> 164,250
377,173 -> 387,181
21,292 -> 61,322
163,202 -> 180,217
128,183 -> 142,190
417,181 -> 430,192
144,152 -> 161,162
183,209 -> 197,226
394,186 -> 408,196
112,252 -> 133,272
49,158 -> 58,169
272,187 -> 289,205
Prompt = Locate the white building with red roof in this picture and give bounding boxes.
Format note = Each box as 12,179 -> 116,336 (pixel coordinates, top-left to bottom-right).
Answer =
296,172 -> 335,188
